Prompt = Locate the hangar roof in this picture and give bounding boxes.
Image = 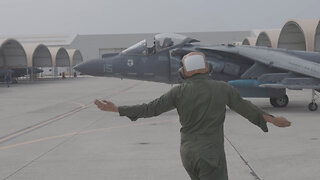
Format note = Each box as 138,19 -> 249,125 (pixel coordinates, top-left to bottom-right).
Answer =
0,34 -> 77,46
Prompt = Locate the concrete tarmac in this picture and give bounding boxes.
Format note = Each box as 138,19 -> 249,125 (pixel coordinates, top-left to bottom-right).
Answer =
0,77 -> 319,180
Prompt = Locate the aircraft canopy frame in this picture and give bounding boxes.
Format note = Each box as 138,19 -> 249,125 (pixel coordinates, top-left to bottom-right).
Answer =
154,33 -> 187,51
121,39 -> 147,55
121,33 -> 188,55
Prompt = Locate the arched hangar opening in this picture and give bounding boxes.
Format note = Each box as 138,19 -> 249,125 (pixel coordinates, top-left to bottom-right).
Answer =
256,30 -> 280,48
49,47 -> 70,77
67,49 -> 83,76
33,45 -> 52,67
242,37 -> 257,46
315,21 -> 320,52
278,21 -> 306,50
0,39 -> 29,81
0,39 -> 27,68
0,49 -> 4,68
278,19 -> 319,51
22,43 -> 52,78
67,49 -> 83,67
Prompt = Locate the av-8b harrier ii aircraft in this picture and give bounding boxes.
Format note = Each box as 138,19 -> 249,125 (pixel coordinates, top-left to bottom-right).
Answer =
0,67 -> 43,83
74,33 -> 320,111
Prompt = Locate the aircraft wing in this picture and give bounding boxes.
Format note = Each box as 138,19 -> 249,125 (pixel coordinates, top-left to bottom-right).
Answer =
259,77 -> 320,90
198,45 -> 320,79
196,45 -> 320,90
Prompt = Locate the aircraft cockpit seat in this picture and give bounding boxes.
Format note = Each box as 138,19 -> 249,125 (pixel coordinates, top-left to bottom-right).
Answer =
162,38 -> 174,48
148,47 -> 155,55
155,41 -> 161,51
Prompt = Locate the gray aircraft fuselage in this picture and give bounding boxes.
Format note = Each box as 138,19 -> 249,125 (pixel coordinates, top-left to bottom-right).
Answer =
73,33 -> 320,110
74,37 -> 284,98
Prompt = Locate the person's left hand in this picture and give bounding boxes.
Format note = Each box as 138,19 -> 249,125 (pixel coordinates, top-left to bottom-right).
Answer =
94,99 -> 118,112
263,114 -> 291,127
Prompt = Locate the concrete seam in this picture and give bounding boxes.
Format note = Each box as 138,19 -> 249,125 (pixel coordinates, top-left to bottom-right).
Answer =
224,135 -> 261,180
0,82 -> 142,144
3,112 -> 108,180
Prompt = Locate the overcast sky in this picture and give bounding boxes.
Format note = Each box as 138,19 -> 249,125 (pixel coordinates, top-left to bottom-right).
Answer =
0,0 -> 319,35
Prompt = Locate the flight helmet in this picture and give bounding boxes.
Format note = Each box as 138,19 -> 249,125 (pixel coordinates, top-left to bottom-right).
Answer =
179,52 -> 211,79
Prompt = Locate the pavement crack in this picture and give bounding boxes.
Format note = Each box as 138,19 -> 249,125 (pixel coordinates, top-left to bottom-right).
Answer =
225,135 -> 261,180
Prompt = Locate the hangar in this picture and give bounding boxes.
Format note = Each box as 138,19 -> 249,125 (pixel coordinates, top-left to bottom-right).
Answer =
278,19 -> 319,51
48,47 -> 70,76
67,49 -> 83,76
67,49 -> 83,67
315,21 -> 320,52
242,37 -> 257,46
256,30 -> 280,48
48,47 -> 70,67
2,32 -> 249,79
22,43 -> 52,68
0,38 -> 27,68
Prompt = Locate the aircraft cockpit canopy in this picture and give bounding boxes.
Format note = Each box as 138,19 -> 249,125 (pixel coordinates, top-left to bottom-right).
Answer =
121,33 -> 188,55
122,40 -> 148,55
154,33 -> 187,51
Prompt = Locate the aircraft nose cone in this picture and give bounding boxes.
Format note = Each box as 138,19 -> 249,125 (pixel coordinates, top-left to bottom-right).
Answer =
73,59 -> 104,76
73,63 -> 86,73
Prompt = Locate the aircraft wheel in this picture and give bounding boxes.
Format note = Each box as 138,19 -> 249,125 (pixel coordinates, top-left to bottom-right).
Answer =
270,95 -> 289,108
308,102 -> 318,111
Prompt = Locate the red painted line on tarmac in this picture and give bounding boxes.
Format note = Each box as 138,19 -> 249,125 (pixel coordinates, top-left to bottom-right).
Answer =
0,119 -> 175,151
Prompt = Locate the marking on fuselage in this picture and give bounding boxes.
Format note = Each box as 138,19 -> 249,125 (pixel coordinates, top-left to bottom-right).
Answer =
127,72 -> 137,76
127,59 -> 134,67
104,64 -> 113,73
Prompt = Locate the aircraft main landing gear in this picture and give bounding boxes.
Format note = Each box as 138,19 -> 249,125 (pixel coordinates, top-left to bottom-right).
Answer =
270,95 -> 289,108
308,89 -> 319,111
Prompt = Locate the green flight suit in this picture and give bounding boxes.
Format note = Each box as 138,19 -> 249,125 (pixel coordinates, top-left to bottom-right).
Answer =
118,74 -> 269,180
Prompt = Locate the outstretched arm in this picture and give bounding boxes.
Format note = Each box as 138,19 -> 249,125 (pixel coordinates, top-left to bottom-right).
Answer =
226,84 -> 291,131
94,86 -> 180,121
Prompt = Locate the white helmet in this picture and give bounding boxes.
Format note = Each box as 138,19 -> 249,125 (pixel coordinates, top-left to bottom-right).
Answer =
179,52 -> 210,79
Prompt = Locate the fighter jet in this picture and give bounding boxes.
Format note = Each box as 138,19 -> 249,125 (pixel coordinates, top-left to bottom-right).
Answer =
0,67 -> 43,83
74,33 -> 320,111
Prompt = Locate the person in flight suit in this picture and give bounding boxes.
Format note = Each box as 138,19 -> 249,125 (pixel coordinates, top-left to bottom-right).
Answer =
94,52 -> 291,180
5,72 -> 11,88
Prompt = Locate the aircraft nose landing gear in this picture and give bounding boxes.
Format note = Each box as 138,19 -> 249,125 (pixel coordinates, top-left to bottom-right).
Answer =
308,89 -> 319,111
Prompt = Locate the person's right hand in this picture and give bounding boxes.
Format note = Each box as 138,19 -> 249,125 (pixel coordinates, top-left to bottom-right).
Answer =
263,114 -> 291,127
94,99 -> 118,112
